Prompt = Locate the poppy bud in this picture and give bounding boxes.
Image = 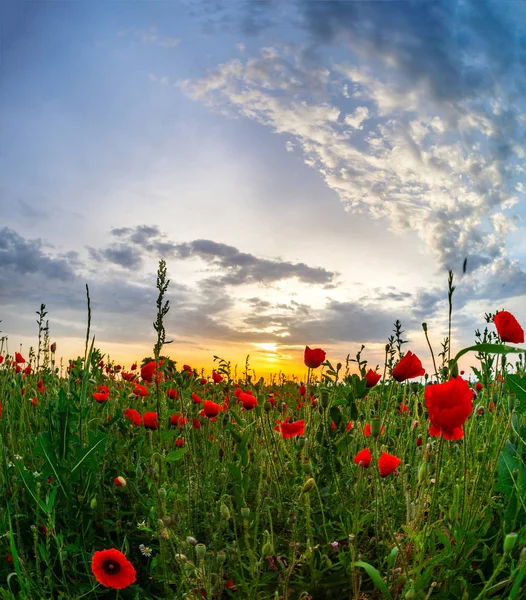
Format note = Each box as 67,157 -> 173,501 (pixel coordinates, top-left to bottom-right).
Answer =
114,476 -> 127,487
220,504 -> 231,520
422,323 -> 428,333
301,478 -> 316,494
418,462 -> 428,484
158,488 -> 167,500
297,437 -> 306,449
90,497 -> 97,509
320,391 -> 329,408
217,551 -> 226,564
50,343 -> 56,353
263,400 -> 272,412
504,533 -> 518,554
136,465 -> 144,479
195,543 -> 207,558
160,528 -> 169,540
449,360 -> 459,378
241,507 -> 250,518
186,536 -> 198,546
370,417 -> 382,438
508,393 -> 517,412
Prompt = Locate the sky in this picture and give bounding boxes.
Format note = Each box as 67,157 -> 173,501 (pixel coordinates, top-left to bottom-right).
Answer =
2,0 -> 526,378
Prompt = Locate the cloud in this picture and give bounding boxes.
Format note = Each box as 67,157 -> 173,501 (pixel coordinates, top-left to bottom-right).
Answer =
0,227 -> 76,281
178,12 -> 526,289
117,24 -> 181,49
109,226 -> 338,286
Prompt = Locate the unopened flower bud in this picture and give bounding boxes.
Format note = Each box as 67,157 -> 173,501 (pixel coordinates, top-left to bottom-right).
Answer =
217,551 -> 226,564
115,476 -> 127,487
186,536 -> 198,546
241,506 -> 250,518
264,401 -> 272,412
504,533 -> 518,554
418,462 -> 428,485
370,417 -> 382,438
195,543 -> 207,558
321,391 -> 329,408
220,503 -> 231,520
297,437 -> 306,449
90,497 -> 98,509
158,487 -> 167,499
301,478 -> 316,494
509,393 -> 517,412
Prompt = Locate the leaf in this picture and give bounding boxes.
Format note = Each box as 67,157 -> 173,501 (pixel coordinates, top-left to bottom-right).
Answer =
507,374 -> 526,414
34,433 -> 68,498
165,449 -> 185,463
452,344 -> 526,370
496,450 -> 520,496
71,431 -> 107,474
353,561 -> 393,599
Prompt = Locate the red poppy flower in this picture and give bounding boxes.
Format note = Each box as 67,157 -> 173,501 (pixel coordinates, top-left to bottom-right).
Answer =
91,548 -> 136,589
392,351 -> 425,382
114,476 -> 126,487
212,371 -> 223,383
192,417 -> 201,430
175,438 -> 185,447
191,392 -> 202,404
489,401 -> 494,412
30,397 -> 38,406
141,360 -> 163,384
130,363 -> 137,371
494,311 -> 525,344
170,413 -> 188,427
124,408 -> 142,426
475,382 -> 483,392
122,372 -> 135,382
133,384 -> 149,397
166,388 -> 179,400
397,402 -> 409,415
424,376 -> 473,440
93,392 -> 109,403
378,452 -> 401,477
304,346 -> 326,369
15,352 -> 26,364
143,412 -> 158,430
239,392 -> 257,410
346,421 -> 354,432
183,364 -> 192,372
203,400 -> 220,418
354,448 -> 371,468
50,342 -> 56,353
274,417 -> 305,439
365,369 -> 381,388
0,356 -> 3,364
416,436 -> 422,447
299,384 -> 306,397
23,365 -> 32,375
37,379 -> 45,393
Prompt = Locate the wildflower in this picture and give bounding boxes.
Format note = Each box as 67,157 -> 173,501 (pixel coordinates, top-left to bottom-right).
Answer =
365,369 -> 381,388
141,360 -> 163,383
133,384 -> 149,397
212,371 -> 223,383
203,400 -> 220,418
122,372 -> 135,382
239,392 -> 257,410
183,364 -> 192,372
191,392 -> 202,404
139,544 -> 152,557
114,476 -> 126,487
346,421 -> 354,432
475,382 -> 483,392
14,454 -> 22,460
175,438 -> 185,447
425,377 -> 473,440
274,417 -> 305,439
392,351 -> 425,382
91,548 -> 136,589
170,413 -> 188,426
33,471 -> 41,477
137,521 -> 147,529
330,541 -> 339,548
30,397 -> 38,406
299,384 -> 306,397
304,346 -> 326,369
124,408 -> 142,426
166,388 -> 178,400
131,363 -> 137,370
93,392 -> 109,403
143,412 -> 158,430
192,417 -> 201,430
494,311 -> 525,344
15,352 -> 26,364
354,448 -> 372,468
398,402 -> 409,415
378,452 -> 401,477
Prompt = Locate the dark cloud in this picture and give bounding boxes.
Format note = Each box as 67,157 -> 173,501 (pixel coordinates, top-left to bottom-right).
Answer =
108,226 -> 338,286
88,244 -> 143,269
0,227 -> 76,281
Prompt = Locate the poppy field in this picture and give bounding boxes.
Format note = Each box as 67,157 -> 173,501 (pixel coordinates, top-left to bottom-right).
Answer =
1,265 -> 526,600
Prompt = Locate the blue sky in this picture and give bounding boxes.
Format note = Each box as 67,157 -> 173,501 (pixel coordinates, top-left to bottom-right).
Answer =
2,0 -> 526,375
